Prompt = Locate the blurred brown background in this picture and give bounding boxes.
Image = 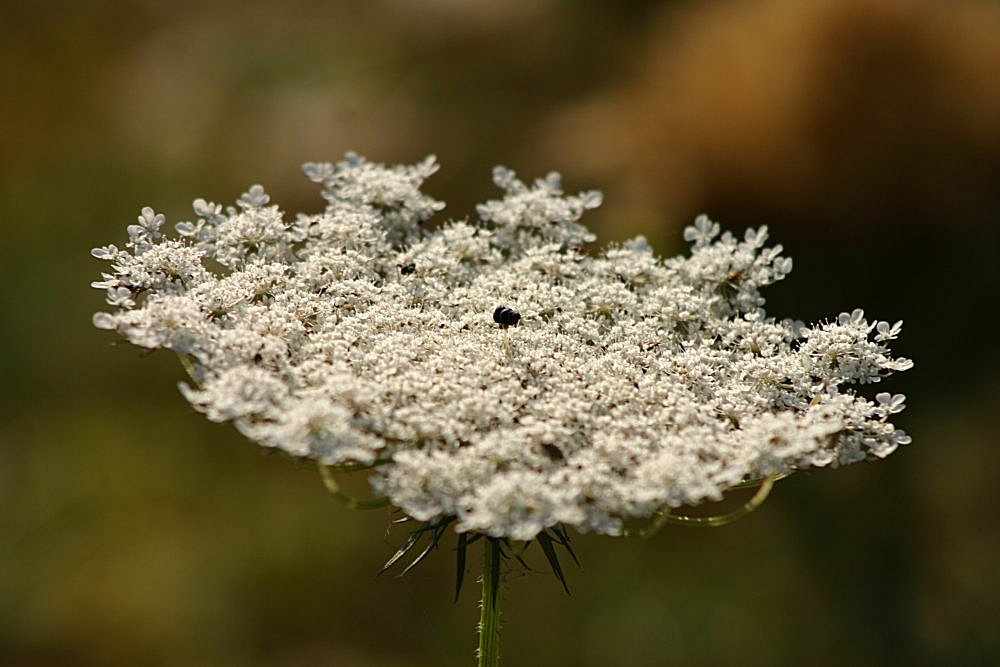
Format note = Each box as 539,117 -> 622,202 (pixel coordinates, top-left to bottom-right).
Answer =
2,1 -> 999,665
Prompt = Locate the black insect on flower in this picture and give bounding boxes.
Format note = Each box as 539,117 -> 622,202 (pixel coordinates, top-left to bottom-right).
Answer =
398,262 -> 416,275
493,305 -> 521,329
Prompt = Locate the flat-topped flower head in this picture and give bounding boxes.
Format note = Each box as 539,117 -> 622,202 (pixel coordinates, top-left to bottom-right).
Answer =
92,154 -> 912,541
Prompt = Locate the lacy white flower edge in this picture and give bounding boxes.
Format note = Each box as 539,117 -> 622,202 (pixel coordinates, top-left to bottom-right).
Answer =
92,154 -> 912,540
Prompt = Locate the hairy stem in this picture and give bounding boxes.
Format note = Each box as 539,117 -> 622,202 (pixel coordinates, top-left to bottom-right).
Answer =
477,538 -> 502,667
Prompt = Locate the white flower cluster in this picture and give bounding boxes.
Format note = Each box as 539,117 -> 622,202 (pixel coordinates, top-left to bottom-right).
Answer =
92,154 -> 913,540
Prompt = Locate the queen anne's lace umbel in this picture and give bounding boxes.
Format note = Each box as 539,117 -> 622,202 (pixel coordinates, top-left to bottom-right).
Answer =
92,154 -> 913,540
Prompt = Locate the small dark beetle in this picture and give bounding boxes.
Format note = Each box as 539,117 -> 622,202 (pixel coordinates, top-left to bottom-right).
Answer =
398,262 -> 416,275
493,305 -> 521,329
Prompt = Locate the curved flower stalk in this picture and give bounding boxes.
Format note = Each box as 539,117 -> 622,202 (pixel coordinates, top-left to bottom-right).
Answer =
92,154 -> 912,665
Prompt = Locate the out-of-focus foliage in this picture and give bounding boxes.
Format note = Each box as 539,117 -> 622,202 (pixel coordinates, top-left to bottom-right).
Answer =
1,1 -> 998,665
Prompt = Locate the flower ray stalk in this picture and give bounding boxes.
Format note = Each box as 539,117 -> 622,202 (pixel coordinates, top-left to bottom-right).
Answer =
317,463 -> 390,510
629,473 -> 782,539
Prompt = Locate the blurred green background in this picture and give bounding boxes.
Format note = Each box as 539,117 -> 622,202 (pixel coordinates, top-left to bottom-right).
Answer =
3,1 -> 999,665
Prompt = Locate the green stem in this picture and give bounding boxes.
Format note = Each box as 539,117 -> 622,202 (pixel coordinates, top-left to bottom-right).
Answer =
477,538 -> 502,667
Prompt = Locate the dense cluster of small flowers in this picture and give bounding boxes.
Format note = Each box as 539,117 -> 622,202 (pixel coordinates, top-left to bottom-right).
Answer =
92,154 -> 912,540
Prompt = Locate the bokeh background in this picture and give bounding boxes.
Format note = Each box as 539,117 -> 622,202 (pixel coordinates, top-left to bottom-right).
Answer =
3,0 -> 999,665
